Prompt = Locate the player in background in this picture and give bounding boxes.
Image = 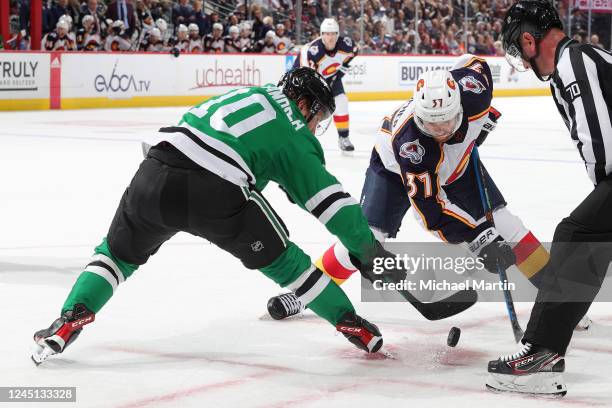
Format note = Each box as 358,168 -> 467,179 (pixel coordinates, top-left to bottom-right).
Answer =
58,14 -> 77,43
274,23 -> 293,54
224,25 -> 241,52
294,18 -> 358,152
187,23 -> 203,53
239,22 -> 254,53
486,0 -> 611,395
169,24 -> 189,53
76,15 -> 101,51
104,20 -> 132,51
139,27 -> 165,52
268,56 -> 551,322
42,20 -> 76,51
31,68 -> 393,366
154,18 -> 168,44
204,23 -> 225,53
253,30 -> 277,53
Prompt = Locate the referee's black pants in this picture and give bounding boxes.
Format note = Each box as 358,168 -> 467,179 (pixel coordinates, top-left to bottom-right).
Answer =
524,174 -> 612,355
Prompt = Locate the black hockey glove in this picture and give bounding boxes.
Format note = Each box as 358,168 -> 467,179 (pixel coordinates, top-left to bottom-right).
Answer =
475,107 -> 502,146
349,241 -> 407,284
469,227 -> 516,273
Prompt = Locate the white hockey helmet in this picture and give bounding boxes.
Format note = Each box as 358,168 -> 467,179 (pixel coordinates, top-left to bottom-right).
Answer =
229,25 -> 239,35
56,19 -> 69,31
82,14 -> 94,27
265,30 -> 276,39
177,24 -> 188,33
413,70 -> 463,138
149,27 -> 161,39
188,23 -> 199,33
111,20 -> 124,29
212,23 -> 223,32
320,18 -> 339,35
155,18 -> 167,32
59,14 -> 72,29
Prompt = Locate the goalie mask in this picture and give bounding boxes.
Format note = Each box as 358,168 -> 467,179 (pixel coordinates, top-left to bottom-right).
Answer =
413,70 -> 463,140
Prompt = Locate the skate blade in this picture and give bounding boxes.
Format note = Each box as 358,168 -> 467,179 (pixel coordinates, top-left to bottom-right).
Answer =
378,347 -> 396,359
485,383 -> 567,397
486,372 -> 567,397
31,343 -> 55,366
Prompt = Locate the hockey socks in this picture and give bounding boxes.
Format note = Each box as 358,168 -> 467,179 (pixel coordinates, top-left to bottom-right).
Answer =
62,238 -> 138,314
260,243 -> 356,325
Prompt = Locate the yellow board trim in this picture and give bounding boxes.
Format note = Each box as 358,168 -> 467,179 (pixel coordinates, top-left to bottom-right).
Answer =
0,99 -> 50,110
0,88 -> 552,111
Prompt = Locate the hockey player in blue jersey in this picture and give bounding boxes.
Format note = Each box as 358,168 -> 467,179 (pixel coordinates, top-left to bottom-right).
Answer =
268,55 -> 557,321
294,18 -> 358,152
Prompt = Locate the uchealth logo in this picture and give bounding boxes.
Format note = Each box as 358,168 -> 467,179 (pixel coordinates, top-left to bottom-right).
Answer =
399,61 -> 453,87
94,60 -> 151,93
192,59 -> 262,89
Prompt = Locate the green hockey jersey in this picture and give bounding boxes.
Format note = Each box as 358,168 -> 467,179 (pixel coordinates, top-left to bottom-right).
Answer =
148,84 -> 376,262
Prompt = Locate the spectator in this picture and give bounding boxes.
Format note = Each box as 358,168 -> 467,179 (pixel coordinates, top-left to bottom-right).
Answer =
106,0 -> 136,36
388,29 -> 410,53
417,32 -> 433,54
80,0 -> 106,35
590,34 -> 602,49
172,0 -> 193,28
189,0 -> 210,36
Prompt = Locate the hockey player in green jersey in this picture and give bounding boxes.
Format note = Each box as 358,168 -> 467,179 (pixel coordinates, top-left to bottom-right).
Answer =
32,67 -> 389,364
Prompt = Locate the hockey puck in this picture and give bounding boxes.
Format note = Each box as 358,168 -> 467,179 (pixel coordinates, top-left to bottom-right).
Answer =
447,327 -> 461,347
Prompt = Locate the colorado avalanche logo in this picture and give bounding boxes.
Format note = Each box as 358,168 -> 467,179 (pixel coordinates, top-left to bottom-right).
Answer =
459,75 -> 486,94
399,140 -> 425,164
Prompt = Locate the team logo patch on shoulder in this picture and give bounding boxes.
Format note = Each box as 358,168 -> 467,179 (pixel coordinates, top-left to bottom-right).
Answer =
399,140 -> 425,164
309,45 -> 319,55
459,75 -> 486,94
343,37 -> 352,47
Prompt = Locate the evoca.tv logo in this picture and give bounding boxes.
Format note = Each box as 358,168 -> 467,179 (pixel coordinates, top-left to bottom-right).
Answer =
94,60 -> 151,93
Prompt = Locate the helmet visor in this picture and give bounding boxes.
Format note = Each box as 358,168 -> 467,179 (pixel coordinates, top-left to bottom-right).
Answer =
504,43 -> 529,72
416,111 -> 462,139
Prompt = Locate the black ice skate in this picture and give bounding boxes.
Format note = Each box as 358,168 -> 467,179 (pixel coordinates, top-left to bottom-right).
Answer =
338,136 -> 355,153
486,342 -> 567,396
267,293 -> 304,320
336,311 -> 383,353
31,304 -> 95,365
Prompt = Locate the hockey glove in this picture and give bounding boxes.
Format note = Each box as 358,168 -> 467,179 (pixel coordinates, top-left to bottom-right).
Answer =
476,107 -> 502,146
350,241 -> 407,284
469,227 -> 516,273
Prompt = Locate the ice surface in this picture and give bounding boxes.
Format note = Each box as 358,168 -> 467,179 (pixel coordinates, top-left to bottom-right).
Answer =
1,97 -> 610,407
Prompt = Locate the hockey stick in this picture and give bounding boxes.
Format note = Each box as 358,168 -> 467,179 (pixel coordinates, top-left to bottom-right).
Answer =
382,274 -> 478,320
471,148 -> 524,342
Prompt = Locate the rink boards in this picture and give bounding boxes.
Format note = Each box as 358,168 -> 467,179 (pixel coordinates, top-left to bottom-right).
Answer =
0,51 -> 550,111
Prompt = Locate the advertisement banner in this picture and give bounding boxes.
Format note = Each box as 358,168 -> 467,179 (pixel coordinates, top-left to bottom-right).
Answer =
0,53 -> 50,101
61,53 -> 171,99
575,0 -> 612,13
174,53 -> 285,95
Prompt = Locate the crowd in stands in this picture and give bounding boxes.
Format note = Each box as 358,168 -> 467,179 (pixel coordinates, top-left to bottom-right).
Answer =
3,0 -> 611,53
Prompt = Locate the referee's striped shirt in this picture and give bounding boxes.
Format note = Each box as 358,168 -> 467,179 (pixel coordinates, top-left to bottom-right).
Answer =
550,37 -> 612,185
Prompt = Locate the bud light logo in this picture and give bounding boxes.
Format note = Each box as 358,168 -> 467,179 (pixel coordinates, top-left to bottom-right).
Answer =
94,60 -> 151,93
399,61 -> 453,87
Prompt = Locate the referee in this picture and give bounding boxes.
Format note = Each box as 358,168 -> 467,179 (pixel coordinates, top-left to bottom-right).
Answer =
486,0 -> 612,395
